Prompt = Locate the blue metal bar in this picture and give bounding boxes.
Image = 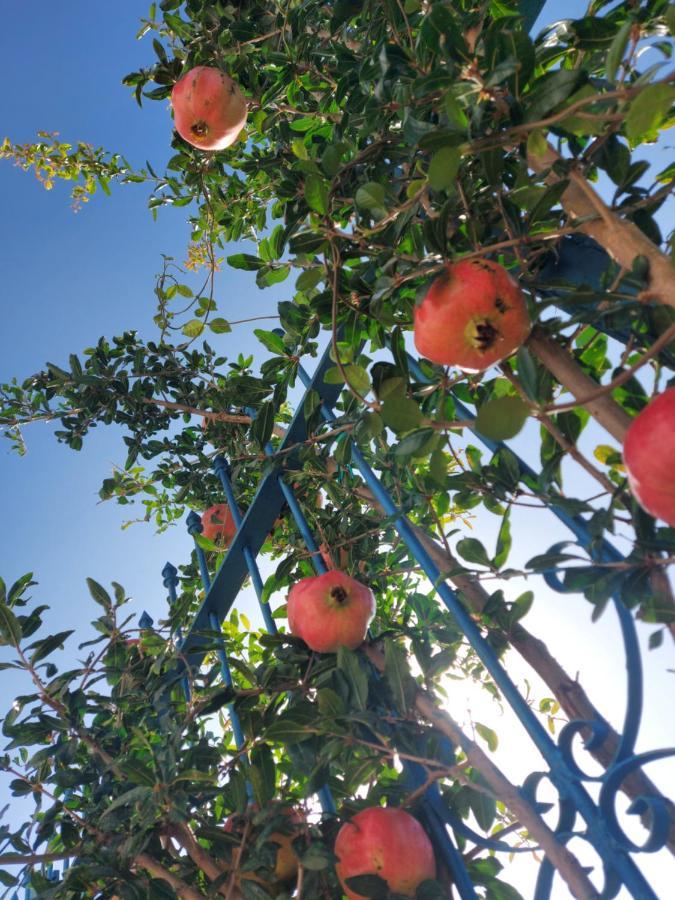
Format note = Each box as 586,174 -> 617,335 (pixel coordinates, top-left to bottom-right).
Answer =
276,473 -> 328,577
296,363 -> 660,898
180,339 -> 344,662
405,353 -> 646,766
163,561 -> 191,701
187,514 -> 248,764
213,455 -> 277,634
187,511 -> 212,591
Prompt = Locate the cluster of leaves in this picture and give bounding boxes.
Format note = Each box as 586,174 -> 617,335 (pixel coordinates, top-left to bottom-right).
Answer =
0,573 -> 522,898
1,0 -> 675,895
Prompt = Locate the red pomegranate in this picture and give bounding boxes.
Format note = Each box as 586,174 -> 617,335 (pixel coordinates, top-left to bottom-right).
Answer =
201,503 -> 237,545
623,387 -> 675,526
287,571 -> 375,653
171,66 -> 247,151
335,806 -> 436,899
413,259 -> 530,372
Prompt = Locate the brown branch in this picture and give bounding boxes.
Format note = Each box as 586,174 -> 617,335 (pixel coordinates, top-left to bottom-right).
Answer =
326,461 -> 675,850
499,361 -> 625,501
528,141 -> 675,310
527,327 -> 633,443
542,321 -> 675,416
362,644 -> 599,899
144,398 -> 286,438
168,821 -> 230,895
136,852 -> 206,900
0,848 -> 82,866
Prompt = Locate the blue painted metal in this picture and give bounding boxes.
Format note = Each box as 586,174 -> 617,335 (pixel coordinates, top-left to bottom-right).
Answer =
186,512 -> 247,760
213,455 -> 277,634
163,561 -> 191,700
294,361 -> 670,898
519,0 -> 547,32
148,225 -> 672,897
179,338 -> 344,665
404,351 -> 654,777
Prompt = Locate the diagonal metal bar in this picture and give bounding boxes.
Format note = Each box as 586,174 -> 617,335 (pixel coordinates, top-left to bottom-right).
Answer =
296,362 -> 661,899
180,340 -> 343,664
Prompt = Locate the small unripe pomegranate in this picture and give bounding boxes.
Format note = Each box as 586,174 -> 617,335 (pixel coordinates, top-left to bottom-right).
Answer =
287,571 -> 375,653
224,804 -> 305,889
335,806 -> 436,899
623,387 -> 675,526
171,66 -> 247,151
414,259 -> 530,372
201,503 -> 237,545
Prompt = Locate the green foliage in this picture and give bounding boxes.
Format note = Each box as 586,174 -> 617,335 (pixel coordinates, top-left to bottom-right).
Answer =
0,0 -> 674,895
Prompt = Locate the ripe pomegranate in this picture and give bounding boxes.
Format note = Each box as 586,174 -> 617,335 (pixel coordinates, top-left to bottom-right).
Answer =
287,571 -> 375,653
413,259 -> 531,372
335,806 -> 436,899
171,66 -> 247,151
623,387 -> 675,526
224,804 -> 305,891
201,503 -> 237,545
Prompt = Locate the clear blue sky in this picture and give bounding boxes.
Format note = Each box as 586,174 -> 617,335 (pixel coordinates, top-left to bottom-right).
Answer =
0,2 -> 672,896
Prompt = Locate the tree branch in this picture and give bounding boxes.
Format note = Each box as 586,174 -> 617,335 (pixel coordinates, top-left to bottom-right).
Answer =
362,644 -> 599,900
528,141 -> 675,310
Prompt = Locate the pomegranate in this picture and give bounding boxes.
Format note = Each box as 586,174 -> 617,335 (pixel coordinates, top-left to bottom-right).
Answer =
623,387 -> 675,526
201,503 -> 237,545
171,66 -> 247,151
413,258 -> 530,372
287,571 -> 375,653
335,806 -> 436,899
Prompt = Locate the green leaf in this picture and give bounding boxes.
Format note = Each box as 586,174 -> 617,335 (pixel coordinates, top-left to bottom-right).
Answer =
493,512 -> 511,569
475,722 -> 499,752
605,19 -> 632,82
209,318 -> 232,334
384,638 -> 414,714
0,602 -> 22,646
468,785 -> 496,831
252,401 -> 276,448
339,364 -> 371,395
428,146 -> 461,190
264,706 -> 315,743
86,578 -> 112,610
475,397 -> 529,441
182,319 -> 205,338
456,538 -> 491,568
524,69 -> 585,122
355,182 -> 386,211
381,392 -> 423,434
515,347 -> 539,401
249,744 -> 276,807
648,629 -> 663,650
29,630 -> 74,664
256,264 -> 291,288
305,175 -> 329,215
625,84 -> 675,146
227,253 -> 264,271
394,427 -> 435,460
254,329 -> 286,355
317,687 -> 346,717
99,786 -> 153,821
337,646 -> 369,710
416,880 -> 448,900
296,267 -> 324,291
345,873 -> 389,899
